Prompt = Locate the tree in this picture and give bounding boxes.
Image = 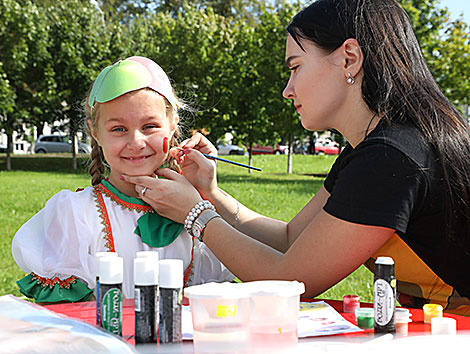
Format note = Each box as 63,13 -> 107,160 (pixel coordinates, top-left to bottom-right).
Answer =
0,62 -> 16,161
127,5 -> 238,139
39,0 -> 112,169
97,0 -> 154,24
428,18 -> 470,110
213,0 -> 304,172
0,0 -> 51,170
398,0 -> 470,109
152,0 -> 266,24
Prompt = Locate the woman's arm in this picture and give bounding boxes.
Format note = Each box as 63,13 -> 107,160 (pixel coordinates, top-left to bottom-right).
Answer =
207,184 -> 330,253
202,208 -> 394,297
123,168 -> 394,297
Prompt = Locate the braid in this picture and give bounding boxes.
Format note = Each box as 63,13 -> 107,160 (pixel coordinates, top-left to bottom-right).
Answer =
89,138 -> 105,186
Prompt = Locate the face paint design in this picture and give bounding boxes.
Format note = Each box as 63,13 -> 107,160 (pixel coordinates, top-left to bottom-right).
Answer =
163,137 -> 169,154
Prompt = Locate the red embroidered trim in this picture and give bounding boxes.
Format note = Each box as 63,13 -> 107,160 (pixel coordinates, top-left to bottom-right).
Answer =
183,236 -> 195,287
96,183 -> 153,213
94,187 -> 116,252
31,273 -> 77,289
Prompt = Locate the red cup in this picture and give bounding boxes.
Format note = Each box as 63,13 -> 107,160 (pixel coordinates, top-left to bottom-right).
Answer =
343,295 -> 360,313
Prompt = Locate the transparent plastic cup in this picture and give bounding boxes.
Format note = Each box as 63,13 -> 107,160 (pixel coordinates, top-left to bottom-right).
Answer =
240,280 -> 305,352
395,308 -> 412,336
184,282 -> 251,353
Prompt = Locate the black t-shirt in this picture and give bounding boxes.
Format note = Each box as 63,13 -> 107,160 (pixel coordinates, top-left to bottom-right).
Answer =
323,120 -> 470,298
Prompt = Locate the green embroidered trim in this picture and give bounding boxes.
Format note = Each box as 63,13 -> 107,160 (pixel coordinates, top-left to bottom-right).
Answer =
98,179 -> 183,248
17,274 -> 93,303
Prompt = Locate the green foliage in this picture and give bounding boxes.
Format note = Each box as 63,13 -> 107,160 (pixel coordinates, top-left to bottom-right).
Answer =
98,0 -> 154,24
398,0 -> 470,108
0,0 -> 468,173
0,0 -> 51,136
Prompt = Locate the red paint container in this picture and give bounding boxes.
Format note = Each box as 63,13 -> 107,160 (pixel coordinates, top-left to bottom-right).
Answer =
343,295 -> 360,313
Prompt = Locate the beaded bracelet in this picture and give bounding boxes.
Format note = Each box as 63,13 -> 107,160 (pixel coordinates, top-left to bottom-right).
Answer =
184,200 -> 216,234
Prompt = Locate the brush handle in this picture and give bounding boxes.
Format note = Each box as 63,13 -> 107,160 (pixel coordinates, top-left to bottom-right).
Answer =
175,147 -> 261,171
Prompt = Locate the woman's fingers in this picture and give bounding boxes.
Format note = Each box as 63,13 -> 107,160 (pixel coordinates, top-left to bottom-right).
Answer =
155,167 -> 183,180
121,175 -> 155,188
180,133 -> 217,155
180,148 -> 214,170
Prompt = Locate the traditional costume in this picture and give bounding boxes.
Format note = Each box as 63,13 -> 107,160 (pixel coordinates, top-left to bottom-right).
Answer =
12,179 -> 234,302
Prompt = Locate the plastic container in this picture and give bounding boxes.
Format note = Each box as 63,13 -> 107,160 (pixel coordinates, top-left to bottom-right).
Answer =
374,256 -> 396,334
355,308 -> 374,329
431,317 -> 456,335
343,295 -> 360,313
95,252 -> 117,326
136,251 -> 160,262
242,280 -> 305,351
134,257 -> 159,344
184,282 -> 251,353
159,259 -> 183,343
99,256 -> 123,336
423,304 -> 443,324
395,308 -> 412,336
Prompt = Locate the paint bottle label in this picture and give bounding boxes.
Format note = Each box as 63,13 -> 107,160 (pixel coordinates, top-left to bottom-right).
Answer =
159,287 -> 182,343
100,286 -> 122,336
374,279 -> 394,325
135,285 -> 159,344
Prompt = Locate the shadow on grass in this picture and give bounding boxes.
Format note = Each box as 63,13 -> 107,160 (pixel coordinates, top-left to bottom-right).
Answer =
0,155 -> 90,174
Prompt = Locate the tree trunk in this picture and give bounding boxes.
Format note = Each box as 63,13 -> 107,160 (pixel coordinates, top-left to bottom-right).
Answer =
6,133 -> 12,171
287,133 -> 293,174
248,142 -> 253,175
71,132 -> 77,170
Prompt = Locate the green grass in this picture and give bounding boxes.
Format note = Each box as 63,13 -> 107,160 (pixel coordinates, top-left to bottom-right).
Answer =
0,154 -> 373,302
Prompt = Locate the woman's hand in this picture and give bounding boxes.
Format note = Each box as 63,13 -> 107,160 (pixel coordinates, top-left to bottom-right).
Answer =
122,170 -> 202,224
170,133 -> 218,200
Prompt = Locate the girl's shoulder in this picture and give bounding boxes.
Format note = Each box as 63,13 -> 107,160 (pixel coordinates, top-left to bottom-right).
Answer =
45,186 -> 95,207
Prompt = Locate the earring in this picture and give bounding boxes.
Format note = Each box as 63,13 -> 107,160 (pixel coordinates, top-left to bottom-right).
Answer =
346,72 -> 355,85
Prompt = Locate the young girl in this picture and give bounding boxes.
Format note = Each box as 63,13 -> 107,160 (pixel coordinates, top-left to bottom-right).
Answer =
11,56 -> 233,303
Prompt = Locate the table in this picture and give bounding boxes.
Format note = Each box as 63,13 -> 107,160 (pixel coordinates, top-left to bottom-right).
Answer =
45,298 -> 470,352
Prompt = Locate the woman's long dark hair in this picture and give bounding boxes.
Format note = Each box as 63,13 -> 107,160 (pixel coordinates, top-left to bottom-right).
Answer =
287,0 -> 470,249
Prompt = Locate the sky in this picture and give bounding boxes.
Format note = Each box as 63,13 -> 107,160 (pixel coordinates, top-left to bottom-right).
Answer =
437,0 -> 470,23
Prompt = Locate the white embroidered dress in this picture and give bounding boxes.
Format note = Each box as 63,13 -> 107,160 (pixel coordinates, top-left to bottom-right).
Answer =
12,180 -> 234,301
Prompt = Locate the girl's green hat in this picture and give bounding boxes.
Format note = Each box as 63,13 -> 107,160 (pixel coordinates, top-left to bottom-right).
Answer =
88,56 -> 177,110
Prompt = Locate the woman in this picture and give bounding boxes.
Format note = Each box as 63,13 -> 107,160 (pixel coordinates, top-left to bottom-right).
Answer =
123,0 -> 470,315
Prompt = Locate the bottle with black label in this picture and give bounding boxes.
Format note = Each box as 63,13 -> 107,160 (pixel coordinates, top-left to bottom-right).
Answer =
95,252 -> 117,326
158,259 -> 183,343
99,256 -> 123,336
134,256 -> 159,344
374,256 -> 396,334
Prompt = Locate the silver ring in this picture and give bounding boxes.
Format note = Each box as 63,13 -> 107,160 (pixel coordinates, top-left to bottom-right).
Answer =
141,186 -> 148,197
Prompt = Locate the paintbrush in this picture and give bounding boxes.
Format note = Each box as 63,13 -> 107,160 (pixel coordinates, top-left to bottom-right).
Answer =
175,147 -> 262,171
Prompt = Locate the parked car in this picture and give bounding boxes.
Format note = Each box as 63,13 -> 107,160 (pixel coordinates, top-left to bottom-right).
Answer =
217,141 -> 245,155
34,135 -> 91,154
315,141 -> 340,155
248,144 -> 289,155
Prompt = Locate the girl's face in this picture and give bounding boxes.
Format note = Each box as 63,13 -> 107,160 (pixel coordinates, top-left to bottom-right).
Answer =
282,35 -> 347,131
92,89 -> 176,188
